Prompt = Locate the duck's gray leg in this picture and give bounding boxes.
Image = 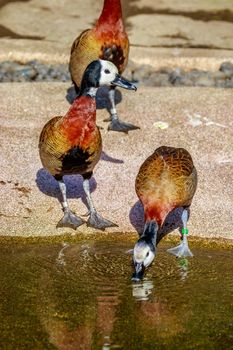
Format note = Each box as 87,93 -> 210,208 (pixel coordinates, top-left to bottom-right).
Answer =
83,179 -> 118,230
167,208 -> 193,257
107,87 -> 140,133
56,179 -> 85,230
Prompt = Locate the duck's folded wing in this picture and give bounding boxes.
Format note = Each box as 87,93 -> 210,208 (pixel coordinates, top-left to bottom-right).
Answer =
39,116 -> 73,175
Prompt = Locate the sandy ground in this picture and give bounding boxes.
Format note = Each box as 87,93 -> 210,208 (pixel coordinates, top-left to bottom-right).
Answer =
0,83 -> 232,238
0,0 -> 233,239
0,0 -> 233,66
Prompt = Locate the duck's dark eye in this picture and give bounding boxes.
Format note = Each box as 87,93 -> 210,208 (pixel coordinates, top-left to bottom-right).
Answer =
146,252 -> 149,257
104,69 -> 110,74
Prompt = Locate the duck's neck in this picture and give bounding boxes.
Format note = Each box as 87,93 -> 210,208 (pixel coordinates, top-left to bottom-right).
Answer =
142,220 -> 158,246
144,199 -> 174,228
96,0 -> 123,29
81,87 -> 98,98
62,94 -> 97,135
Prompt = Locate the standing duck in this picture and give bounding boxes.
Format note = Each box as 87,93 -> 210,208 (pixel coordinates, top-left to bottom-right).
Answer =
132,146 -> 197,280
39,59 -> 136,230
69,0 -> 139,133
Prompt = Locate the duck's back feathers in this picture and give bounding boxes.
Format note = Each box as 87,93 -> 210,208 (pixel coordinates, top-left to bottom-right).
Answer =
69,30 -> 101,88
136,146 -> 197,225
70,29 -> 91,56
70,29 -> 128,87
99,39 -> 129,73
69,0 -> 129,88
154,146 -> 194,176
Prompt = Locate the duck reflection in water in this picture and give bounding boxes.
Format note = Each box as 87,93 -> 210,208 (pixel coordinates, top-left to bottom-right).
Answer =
132,278 -> 154,301
56,242 -> 69,266
178,258 -> 189,281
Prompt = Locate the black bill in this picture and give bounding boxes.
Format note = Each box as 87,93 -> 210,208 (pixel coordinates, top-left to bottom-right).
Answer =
111,74 -> 137,91
131,262 -> 145,282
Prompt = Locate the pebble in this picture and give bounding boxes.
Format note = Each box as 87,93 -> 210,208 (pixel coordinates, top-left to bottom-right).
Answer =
0,60 -> 233,88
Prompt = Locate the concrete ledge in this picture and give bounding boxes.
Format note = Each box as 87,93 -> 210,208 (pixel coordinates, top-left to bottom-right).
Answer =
0,83 -> 233,239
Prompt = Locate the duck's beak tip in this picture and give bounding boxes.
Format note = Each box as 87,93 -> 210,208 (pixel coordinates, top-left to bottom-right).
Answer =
111,75 -> 137,91
131,274 -> 142,282
131,266 -> 145,282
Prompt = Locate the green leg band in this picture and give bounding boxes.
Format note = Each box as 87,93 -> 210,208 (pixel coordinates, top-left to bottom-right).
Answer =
182,228 -> 189,235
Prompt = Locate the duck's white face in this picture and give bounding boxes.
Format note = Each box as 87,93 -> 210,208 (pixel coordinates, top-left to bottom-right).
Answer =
134,241 -> 155,269
99,60 -> 118,86
132,240 -> 156,281
98,59 -> 137,90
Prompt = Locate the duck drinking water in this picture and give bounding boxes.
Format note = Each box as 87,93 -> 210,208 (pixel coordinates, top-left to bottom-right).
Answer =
132,146 -> 197,281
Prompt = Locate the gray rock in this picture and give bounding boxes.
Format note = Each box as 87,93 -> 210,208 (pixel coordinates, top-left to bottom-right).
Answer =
215,79 -> 227,88
159,67 -> 173,75
0,72 -> 11,82
225,77 -> 233,88
187,69 -> 206,82
177,77 -> 193,87
21,67 -> 38,81
0,61 -> 18,76
169,67 -> 185,85
212,71 -> 229,80
144,73 -> 171,87
194,75 -> 215,87
132,64 -> 153,81
219,61 -> 233,73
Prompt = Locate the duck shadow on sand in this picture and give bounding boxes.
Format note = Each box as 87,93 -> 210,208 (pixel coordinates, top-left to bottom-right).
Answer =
36,168 -> 97,210
100,150 -> 124,164
66,85 -> 122,112
36,152 -> 124,208
129,201 -> 184,244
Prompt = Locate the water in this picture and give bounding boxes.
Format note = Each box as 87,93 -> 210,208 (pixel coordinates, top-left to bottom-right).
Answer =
0,239 -> 233,349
